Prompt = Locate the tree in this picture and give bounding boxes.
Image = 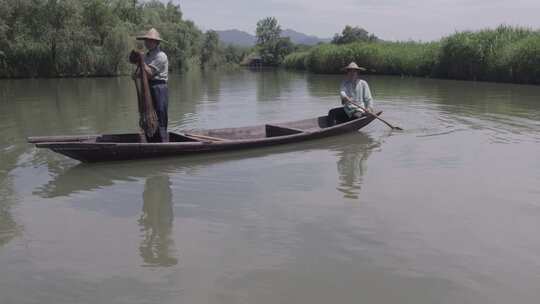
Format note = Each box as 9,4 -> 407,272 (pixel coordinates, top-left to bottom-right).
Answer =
0,0 -> 10,42
200,30 -> 221,68
42,0 -> 90,75
223,44 -> 247,64
140,1 -> 202,71
101,23 -> 130,75
0,0 -> 207,77
82,0 -> 117,45
255,17 -> 293,66
112,0 -> 142,25
273,37 -> 294,64
256,17 -> 281,45
332,25 -> 378,44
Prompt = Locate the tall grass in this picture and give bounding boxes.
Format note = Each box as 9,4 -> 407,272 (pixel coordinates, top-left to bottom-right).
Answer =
282,51 -> 309,70
285,41 -> 440,76
437,25 -> 536,82
283,25 -> 540,85
505,35 -> 540,84
284,41 -> 439,76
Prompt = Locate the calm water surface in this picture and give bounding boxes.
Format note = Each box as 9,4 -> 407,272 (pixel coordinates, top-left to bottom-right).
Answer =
1,69 -> 540,304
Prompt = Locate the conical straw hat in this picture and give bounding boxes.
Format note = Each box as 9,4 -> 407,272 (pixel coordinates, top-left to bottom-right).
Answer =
343,62 -> 366,71
136,28 -> 165,42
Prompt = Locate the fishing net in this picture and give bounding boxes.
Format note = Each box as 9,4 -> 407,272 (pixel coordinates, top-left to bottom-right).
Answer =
130,51 -> 159,139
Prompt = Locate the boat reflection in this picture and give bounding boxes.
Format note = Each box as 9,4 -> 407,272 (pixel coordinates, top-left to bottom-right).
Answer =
33,131 -> 382,212
33,133 -> 375,199
138,175 -> 178,267
0,189 -> 20,248
0,147 -> 24,248
333,133 -> 380,199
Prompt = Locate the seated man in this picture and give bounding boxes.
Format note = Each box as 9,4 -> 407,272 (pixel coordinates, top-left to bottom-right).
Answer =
339,62 -> 375,119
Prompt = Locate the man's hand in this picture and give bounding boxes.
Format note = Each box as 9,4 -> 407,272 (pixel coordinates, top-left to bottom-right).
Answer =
129,50 -> 143,64
341,96 -> 353,105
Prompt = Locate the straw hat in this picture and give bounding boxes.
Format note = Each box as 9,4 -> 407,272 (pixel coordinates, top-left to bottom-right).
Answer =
136,28 -> 165,42
343,62 -> 366,71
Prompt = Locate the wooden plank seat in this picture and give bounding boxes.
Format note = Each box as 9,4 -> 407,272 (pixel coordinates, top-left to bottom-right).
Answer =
182,133 -> 228,142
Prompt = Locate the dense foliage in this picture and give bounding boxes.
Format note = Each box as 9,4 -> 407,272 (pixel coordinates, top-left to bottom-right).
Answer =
200,30 -> 248,68
4,3 -> 539,86
331,26 -> 378,44
255,17 -> 294,66
200,30 -> 220,68
0,0 -> 247,78
284,25 -> 540,85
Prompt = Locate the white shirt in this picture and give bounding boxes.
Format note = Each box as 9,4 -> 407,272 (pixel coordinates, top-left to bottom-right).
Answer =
340,79 -> 374,117
144,47 -> 168,82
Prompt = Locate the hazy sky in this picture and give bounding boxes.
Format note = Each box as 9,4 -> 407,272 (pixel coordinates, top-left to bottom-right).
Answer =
178,0 -> 540,41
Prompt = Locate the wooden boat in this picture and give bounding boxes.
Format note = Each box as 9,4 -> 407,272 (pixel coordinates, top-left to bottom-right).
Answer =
27,108 -> 381,163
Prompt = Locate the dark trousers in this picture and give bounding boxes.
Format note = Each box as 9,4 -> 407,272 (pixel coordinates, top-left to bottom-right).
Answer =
148,83 -> 169,142
327,107 -> 367,126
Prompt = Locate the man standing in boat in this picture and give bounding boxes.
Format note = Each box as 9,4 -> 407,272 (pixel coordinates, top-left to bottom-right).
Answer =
339,62 -> 375,119
134,28 -> 169,142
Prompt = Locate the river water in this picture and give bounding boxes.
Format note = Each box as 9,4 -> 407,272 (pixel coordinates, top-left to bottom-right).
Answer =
1,69 -> 539,304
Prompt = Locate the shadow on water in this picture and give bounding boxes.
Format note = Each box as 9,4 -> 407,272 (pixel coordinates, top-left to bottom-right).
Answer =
138,175 -> 178,267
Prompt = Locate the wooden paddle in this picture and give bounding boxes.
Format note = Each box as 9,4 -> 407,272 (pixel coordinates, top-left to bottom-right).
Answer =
350,101 -> 403,130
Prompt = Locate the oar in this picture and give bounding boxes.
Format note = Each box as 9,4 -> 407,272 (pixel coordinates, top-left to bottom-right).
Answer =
351,101 -> 403,130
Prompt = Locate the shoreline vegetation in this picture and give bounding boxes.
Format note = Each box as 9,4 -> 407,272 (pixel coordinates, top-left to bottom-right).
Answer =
1,1 -> 539,86
0,0 -> 247,78
284,25 -> 540,85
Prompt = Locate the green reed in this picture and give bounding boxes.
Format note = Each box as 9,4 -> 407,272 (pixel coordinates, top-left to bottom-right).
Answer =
283,25 -> 540,85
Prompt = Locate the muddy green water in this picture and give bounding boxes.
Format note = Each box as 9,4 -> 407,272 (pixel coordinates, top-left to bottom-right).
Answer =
1,69 -> 540,304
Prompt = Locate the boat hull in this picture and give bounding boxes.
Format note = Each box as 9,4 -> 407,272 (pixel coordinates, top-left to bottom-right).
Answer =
28,111 -> 379,163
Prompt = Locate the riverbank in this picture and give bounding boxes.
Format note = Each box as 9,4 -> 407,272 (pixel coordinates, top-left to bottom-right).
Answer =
0,0 -> 247,79
283,25 -> 540,85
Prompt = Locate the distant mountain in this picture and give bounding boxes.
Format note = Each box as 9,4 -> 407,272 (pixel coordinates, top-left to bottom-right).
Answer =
281,29 -> 331,45
216,29 -> 330,47
216,30 -> 256,47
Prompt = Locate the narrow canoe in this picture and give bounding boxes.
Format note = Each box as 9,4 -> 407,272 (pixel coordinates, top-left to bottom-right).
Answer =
28,108 -> 381,163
